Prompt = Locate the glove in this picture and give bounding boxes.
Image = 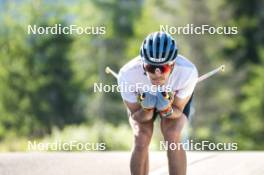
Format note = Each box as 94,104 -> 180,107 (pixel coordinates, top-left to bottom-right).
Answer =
156,91 -> 174,118
137,92 -> 157,110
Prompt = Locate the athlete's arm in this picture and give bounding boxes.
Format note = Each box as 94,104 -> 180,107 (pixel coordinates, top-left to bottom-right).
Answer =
169,95 -> 191,119
124,101 -> 154,123
169,67 -> 198,119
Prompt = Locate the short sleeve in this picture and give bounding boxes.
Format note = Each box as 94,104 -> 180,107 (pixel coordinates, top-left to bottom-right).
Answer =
176,69 -> 198,99
117,72 -> 138,103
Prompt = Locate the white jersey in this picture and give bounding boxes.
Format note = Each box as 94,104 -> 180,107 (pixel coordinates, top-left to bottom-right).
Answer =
117,55 -> 198,103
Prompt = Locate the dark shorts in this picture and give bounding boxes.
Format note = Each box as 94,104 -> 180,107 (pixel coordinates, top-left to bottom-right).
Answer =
153,94 -> 194,120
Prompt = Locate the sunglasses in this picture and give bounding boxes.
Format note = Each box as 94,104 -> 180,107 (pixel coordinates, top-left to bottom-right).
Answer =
144,64 -> 173,74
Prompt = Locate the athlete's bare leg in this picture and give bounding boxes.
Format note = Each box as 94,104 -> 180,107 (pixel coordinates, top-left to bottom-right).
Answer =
160,114 -> 187,175
129,116 -> 154,175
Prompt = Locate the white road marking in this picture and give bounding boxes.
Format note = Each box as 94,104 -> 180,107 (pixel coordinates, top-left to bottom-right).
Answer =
150,152 -> 217,175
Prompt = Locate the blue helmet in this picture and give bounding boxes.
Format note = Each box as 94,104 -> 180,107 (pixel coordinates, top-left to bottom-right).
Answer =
140,31 -> 178,65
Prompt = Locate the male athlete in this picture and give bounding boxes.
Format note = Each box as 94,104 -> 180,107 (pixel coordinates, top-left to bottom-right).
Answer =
118,31 -> 198,175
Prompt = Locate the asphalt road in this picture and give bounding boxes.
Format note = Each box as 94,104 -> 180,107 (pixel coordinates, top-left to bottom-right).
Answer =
0,151 -> 263,175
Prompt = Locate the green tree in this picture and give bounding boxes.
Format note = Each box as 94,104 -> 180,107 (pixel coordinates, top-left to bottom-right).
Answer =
220,0 -> 264,149
0,1 -> 85,138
